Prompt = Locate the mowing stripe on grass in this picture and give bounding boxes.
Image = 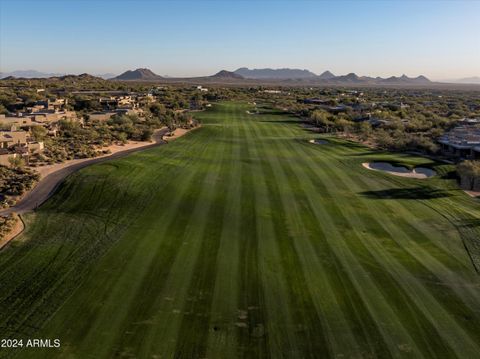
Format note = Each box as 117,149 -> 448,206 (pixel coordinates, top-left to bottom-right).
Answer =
0,102 -> 479,359
275,119 -> 480,357
205,114 -> 242,358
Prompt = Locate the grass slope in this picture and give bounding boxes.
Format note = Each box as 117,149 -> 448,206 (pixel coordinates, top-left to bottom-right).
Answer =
0,102 -> 479,358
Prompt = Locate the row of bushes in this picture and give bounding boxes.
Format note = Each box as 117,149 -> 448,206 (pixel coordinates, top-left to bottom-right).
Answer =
308,109 -> 446,154
32,110 -> 197,164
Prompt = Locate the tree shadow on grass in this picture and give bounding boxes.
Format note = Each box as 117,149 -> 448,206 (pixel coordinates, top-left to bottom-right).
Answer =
456,218 -> 480,229
335,141 -> 372,149
258,119 -> 300,124
360,187 -> 453,200
256,110 -> 291,116
348,151 -> 386,156
439,169 -> 457,180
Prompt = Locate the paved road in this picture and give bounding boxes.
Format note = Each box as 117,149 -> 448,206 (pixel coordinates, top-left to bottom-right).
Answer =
0,128 -> 169,216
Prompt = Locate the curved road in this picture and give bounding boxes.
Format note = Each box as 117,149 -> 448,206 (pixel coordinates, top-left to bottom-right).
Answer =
0,128 -> 169,216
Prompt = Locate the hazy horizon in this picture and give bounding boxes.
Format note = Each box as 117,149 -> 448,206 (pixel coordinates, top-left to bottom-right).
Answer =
1,68 -> 479,82
1,0 -> 479,80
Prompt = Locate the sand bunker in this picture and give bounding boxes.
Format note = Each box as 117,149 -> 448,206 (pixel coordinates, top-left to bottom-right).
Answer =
362,162 -> 436,179
309,139 -> 328,145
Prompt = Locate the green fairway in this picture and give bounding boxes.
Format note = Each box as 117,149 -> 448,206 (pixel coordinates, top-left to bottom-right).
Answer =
1,102 -> 480,358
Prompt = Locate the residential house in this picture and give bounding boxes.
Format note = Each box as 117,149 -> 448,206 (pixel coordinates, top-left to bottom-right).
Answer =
28,110 -> 77,123
0,126 -> 43,166
194,85 -> 209,92
27,141 -> 45,154
438,126 -> 480,159
99,95 -> 139,111
0,115 -> 40,128
89,112 -> 117,121
47,98 -> 67,111
0,126 -> 28,149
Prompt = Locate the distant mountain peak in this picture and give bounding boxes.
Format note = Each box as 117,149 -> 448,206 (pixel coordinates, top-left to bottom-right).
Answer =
380,74 -> 431,84
415,75 -> 430,82
56,73 -> 103,81
331,73 -> 361,82
318,70 -> 335,79
114,68 -> 162,80
211,70 -> 244,79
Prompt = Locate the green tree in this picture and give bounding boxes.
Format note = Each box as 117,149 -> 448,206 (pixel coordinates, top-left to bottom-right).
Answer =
115,132 -> 128,144
140,128 -> 153,141
8,156 -> 25,169
355,122 -> 372,141
335,118 -> 352,134
149,103 -> 166,117
30,125 -> 48,141
311,110 -> 333,132
457,160 -> 480,191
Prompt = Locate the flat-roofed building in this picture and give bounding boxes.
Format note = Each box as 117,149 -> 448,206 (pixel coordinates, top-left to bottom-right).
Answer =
0,115 -> 36,127
89,112 -> 116,121
0,127 -> 28,149
438,126 -> 480,159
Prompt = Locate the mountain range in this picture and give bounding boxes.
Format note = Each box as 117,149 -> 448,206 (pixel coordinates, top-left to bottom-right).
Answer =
111,68 -> 433,85
3,67 -> 479,86
211,70 -> 244,79
0,70 -> 66,78
112,69 -> 244,81
110,68 -> 434,85
0,70 -> 116,79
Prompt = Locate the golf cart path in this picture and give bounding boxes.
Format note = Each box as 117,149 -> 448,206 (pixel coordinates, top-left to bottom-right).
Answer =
0,127 -> 170,217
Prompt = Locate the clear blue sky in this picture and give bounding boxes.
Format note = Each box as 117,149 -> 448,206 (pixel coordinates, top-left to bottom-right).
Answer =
1,0 -> 479,79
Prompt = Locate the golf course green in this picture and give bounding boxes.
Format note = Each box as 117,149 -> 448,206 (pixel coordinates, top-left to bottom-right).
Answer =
1,102 -> 479,358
